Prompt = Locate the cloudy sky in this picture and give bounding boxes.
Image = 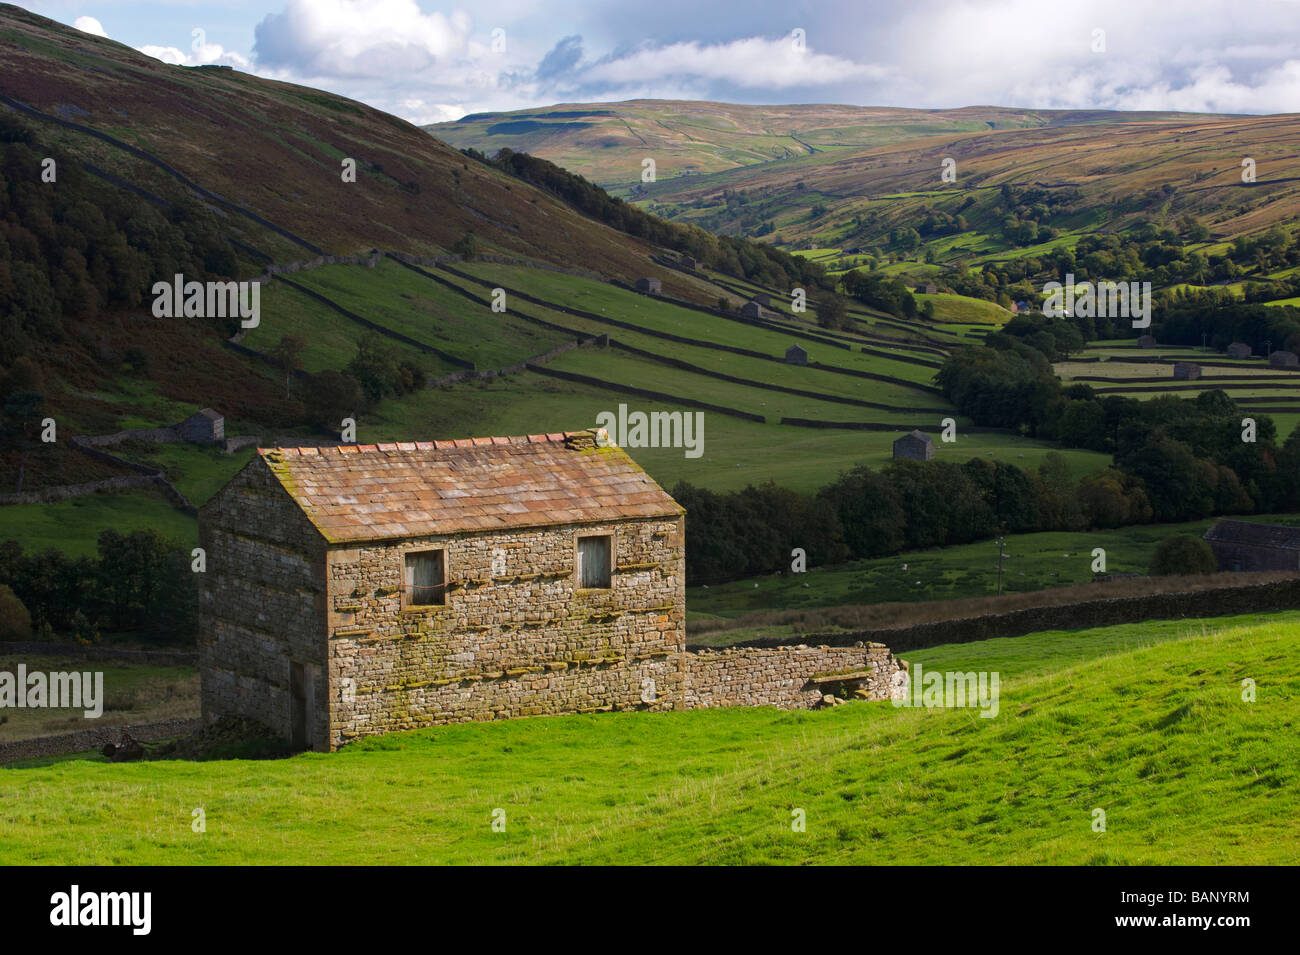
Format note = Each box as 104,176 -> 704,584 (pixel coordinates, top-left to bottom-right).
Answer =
19,0 -> 1300,124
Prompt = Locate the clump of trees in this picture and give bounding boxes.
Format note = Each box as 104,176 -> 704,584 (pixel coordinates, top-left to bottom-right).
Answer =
840,269 -> 918,319
0,113 -> 250,368
1149,536 -> 1218,576
673,451 -> 1156,584
937,334 -> 1300,523
0,530 -> 196,644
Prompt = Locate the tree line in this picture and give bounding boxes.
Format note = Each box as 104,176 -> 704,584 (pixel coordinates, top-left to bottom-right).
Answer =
0,530 -> 196,644
672,450 -> 1156,584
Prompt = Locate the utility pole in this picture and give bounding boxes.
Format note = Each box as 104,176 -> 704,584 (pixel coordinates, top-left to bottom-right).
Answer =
996,532 -> 1007,596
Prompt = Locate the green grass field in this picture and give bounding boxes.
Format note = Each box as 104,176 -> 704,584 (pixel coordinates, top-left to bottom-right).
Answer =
686,513 -> 1300,619
3,611 -> 1295,864
0,489 -> 198,557
110,444 -> 257,507
364,369 -> 1108,494
916,292 -> 1012,325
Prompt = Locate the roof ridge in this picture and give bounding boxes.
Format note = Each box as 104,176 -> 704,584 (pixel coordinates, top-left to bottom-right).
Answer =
259,428 -> 604,457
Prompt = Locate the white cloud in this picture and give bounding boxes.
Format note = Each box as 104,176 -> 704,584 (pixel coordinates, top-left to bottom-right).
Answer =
399,98 -> 468,124
584,36 -> 887,89
253,0 -> 473,79
73,16 -> 109,38
137,42 -> 252,70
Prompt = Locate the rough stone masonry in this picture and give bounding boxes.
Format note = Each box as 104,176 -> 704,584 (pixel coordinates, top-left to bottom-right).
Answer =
198,428 -> 903,751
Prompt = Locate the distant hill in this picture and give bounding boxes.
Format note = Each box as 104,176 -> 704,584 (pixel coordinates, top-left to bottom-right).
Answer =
428,99 -> 1239,191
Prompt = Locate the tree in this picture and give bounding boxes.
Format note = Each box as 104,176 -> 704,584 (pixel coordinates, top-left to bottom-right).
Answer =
1149,535 -> 1218,576
268,334 -> 307,399
818,466 -> 906,558
0,390 -> 45,492
303,370 -> 364,434
814,290 -> 848,330
0,583 -> 31,640
450,231 -> 477,259
345,334 -> 401,403
1032,453 -> 1085,530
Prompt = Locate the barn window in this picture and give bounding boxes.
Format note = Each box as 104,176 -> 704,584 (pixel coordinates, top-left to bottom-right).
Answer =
405,549 -> 446,606
577,535 -> 612,589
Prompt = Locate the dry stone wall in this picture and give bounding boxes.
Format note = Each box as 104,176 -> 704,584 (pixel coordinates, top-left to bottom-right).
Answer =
685,643 -> 902,710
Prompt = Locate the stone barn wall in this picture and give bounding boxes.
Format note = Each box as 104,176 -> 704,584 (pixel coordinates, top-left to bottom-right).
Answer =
325,516 -> 686,747
198,463 -> 330,747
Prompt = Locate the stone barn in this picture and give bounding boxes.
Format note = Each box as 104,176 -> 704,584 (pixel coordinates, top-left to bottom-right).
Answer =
1137,335 -> 1157,349
1173,362 -> 1202,380
680,256 -> 698,271
892,430 -> 934,461
1270,350 -> 1299,369
1227,342 -> 1252,359
1204,520 -> 1300,572
634,277 -> 661,295
751,293 -> 771,307
785,344 -> 808,365
199,429 -> 903,750
740,301 -> 764,319
176,408 -> 224,444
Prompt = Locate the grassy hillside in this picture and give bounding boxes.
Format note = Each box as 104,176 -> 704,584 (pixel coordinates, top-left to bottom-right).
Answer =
4,612 -> 1295,864
0,5 -> 683,280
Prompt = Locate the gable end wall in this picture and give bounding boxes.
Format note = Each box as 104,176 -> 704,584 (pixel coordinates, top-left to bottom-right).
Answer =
198,458 -> 329,747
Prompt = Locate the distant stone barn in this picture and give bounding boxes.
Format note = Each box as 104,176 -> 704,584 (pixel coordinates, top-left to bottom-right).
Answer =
1137,335 -> 1158,349
892,430 -> 934,461
1173,362 -> 1202,380
1204,520 -> 1300,572
199,429 -> 903,750
785,344 -> 808,365
740,301 -> 764,319
1226,342 -> 1252,359
176,408 -> 224,444
1270,350 -> 1299,369
634,277 -> 661,295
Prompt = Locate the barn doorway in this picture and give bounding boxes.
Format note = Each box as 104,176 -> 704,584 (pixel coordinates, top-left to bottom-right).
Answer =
290,662 -> 312,750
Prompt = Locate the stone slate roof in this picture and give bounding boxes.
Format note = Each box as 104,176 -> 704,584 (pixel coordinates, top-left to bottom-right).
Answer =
896,429 -> 932,444
1204,519 -> 1300,550
258,428 -> 682,543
